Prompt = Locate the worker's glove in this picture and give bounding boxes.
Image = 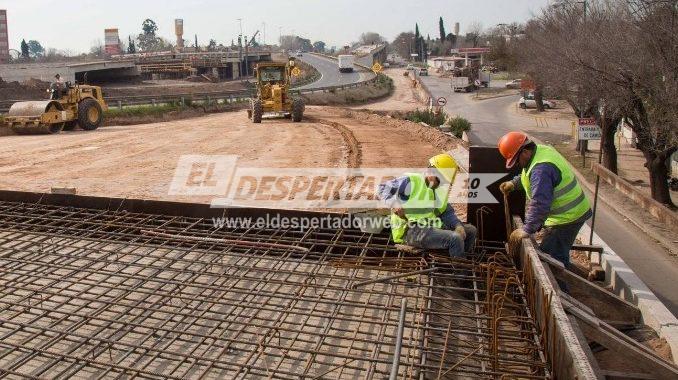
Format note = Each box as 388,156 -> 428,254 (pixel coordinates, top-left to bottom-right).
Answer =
454,224 -> 466,240
499,181 -> 515,195
393,208 -> 406,219
508,229 -> 529,257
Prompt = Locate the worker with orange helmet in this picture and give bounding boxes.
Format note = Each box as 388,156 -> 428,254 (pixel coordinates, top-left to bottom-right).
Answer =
377,153 -> 477,258
498,131 -> 591,269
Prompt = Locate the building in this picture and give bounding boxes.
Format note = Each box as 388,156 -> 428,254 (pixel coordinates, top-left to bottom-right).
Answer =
0,10 -> 9,63
104,28 -> 121,55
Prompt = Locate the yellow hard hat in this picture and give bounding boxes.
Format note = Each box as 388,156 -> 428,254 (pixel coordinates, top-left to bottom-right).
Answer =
429,153 -> 458,183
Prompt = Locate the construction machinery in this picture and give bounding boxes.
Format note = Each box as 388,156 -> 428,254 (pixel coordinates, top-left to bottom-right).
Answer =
3,82 -> 107,134
247,57 -> 304,123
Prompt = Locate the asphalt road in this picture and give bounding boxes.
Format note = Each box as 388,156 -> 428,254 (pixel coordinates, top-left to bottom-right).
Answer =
419,75 -> 522,145
296,53 -> 373,90
420,74 -> 678,316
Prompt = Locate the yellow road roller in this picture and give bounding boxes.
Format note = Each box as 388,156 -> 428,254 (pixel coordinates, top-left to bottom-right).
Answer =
3,83 -> 108,135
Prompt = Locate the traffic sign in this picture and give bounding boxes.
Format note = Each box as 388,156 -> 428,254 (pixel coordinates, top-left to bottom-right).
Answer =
371,62 -> 383,73
291,67 -> 302,77
577,118 -> 601,140
437,97 -> 447,106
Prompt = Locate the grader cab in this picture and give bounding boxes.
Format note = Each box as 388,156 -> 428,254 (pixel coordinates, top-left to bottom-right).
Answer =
247,58 -> 305,123
3,82 -> 107,135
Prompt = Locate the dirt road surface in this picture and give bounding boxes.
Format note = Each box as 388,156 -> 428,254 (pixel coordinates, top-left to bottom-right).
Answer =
351,68 -> 422,112
0,107 -> 455,206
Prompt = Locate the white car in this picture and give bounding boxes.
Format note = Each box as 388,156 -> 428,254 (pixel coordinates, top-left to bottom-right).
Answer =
519,94 -> 556,109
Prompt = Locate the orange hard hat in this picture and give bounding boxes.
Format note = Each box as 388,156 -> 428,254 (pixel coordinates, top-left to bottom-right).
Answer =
498,131 -> 529,169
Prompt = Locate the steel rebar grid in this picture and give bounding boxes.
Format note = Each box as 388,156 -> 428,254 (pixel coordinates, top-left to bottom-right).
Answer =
0,201 -> 549,379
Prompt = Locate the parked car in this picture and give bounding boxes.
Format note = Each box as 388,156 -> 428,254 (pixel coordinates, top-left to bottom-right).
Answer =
296,51 -> 303,57
506,79 -> 522,89
418,68 -> 428,76
519,94 -> 556,109
406,64 -> 416,70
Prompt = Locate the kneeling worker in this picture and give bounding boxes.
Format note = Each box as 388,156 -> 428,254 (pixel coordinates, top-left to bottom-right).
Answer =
378,153 -> 477,258
498,132 -> 591,267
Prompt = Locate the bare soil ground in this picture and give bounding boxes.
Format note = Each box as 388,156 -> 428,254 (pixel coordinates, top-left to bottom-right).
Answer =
349,68 -> 421,112
0,107 -> 462,211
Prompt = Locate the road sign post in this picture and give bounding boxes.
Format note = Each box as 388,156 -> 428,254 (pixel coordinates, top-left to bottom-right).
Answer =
437,97 -> 447,107
577,118 -> 601,168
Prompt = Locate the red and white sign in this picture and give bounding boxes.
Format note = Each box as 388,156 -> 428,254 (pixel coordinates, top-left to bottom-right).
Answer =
577,118 -> 601,140
437,97 -> 447,106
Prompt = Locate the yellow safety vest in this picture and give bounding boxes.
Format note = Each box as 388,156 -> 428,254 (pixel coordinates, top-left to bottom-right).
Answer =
391,173 -> 448,243
520,145 -> 590,227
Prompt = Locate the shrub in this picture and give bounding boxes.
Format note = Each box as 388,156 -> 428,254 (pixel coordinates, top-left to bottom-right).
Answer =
447,115 -> 472,138
104,104 -> 182,118
406,108 -> 448,127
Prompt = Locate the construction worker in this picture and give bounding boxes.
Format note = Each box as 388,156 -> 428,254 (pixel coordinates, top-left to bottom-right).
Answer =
51,74 -> 63,100
498,131 -> 591,268
378,153 -> 477,258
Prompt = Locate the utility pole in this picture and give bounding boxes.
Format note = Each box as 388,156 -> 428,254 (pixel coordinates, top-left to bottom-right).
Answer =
244,35 -> 249,77
262,22 -> 266,46
237,18 -> 243,78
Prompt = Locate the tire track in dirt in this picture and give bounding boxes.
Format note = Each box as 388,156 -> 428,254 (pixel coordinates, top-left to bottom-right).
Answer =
306,116 -> 362,168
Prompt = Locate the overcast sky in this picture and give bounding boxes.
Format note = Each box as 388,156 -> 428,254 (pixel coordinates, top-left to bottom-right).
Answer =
0,0 -> 550,54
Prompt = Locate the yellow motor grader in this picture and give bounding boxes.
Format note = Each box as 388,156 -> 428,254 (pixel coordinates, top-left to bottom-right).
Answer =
247,57 -> 304,123
3,82 -> 107,134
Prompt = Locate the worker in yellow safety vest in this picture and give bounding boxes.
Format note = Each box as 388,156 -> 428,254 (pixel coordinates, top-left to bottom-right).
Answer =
498,131 -> 591,268
377,153 -> 477,257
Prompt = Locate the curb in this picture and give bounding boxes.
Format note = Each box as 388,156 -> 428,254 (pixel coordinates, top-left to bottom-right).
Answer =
579,222 -> 678,365
528,134 -> 678,363
471,92 -> 518,101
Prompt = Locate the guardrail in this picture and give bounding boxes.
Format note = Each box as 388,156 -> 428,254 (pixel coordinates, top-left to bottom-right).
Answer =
0,77 -> 379,113
0,54 -> 380,113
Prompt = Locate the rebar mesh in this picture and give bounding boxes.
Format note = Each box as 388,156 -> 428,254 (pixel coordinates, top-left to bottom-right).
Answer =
0,201 -> 549,379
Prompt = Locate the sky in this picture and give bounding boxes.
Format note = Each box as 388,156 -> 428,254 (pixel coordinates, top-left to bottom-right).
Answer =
0,0 -> 551,54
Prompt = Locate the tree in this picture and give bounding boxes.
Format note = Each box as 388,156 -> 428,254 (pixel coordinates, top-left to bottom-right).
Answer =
392,32 -> 415,60
465,22 -> 483,48
137,19 -> 163,52
279,35 -> 313,52
446,33 -> 457,47
127,36 -> 136,54
27,40 -> 45,58
518,0 -> 677,206
207,39 -> 217,52
142,19 -> 158,35
194,34 -> 198,49
439,17 -> 447,42
89,42 -> 105,58
312,40 -> 326,52
414,23 -> 421,61
359,32 -> 385,45
20,39 -> 29,59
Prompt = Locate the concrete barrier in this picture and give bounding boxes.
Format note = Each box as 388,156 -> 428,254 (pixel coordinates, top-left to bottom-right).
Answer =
591,162 -> 678,231
579,222 -> 678,365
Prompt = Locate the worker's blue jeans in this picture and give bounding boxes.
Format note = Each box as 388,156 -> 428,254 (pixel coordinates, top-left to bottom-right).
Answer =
404,206 -> 477,258
404,223 -> 477,258
539,220 -> 586,268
